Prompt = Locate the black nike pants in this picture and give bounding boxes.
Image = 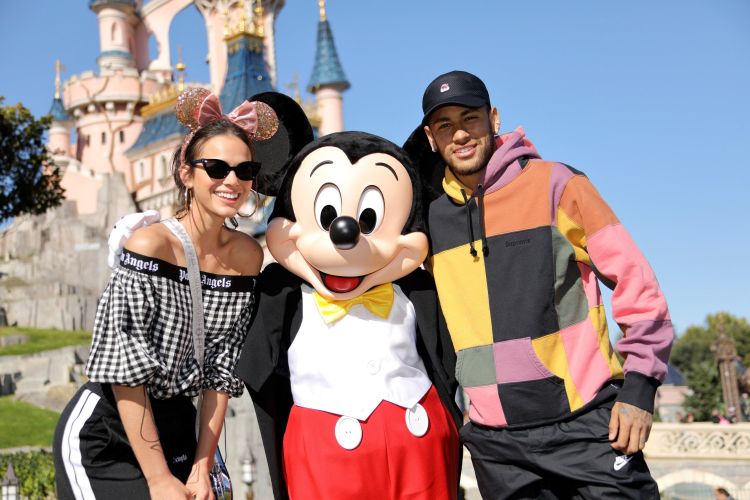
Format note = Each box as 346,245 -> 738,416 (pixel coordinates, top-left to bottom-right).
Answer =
53,382 -> 197,500
461,399 -> 659,499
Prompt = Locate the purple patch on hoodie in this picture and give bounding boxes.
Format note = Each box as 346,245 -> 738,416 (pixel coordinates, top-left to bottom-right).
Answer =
482,127 -> 541,195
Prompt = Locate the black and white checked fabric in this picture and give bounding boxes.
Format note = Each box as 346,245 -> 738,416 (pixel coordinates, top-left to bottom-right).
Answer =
85,250 -> 255,399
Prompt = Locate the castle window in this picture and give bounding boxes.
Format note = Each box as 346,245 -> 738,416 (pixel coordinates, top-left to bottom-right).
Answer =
138,162 -> 145,181
119,130 -> 125,143
160,156 -> 168,179
111,23 -> 117,42
101,132 -> 106,145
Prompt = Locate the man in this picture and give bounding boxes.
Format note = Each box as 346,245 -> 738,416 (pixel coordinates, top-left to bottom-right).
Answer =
405,70 -> 674,499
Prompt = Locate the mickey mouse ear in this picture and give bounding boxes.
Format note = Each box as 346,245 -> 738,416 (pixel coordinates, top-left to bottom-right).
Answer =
403,125 -> 445,203
247,92 -> 314,196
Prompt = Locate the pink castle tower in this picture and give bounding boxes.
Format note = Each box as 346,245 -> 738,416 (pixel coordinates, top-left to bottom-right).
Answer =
55,1 -> 164,214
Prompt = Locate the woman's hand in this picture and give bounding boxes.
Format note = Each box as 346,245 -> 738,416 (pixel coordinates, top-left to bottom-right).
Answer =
186,462 -> 214,500
147,472 -> 193,499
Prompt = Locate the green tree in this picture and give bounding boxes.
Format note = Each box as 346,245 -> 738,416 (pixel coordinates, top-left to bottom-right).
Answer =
0,97 -> 64,220
671,312 -> 750,373
671,312 -> 749,421
682,360 -> 721,421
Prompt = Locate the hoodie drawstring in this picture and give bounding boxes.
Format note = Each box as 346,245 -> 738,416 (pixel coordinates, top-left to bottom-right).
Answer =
476,184 -> 489,257
460,186 -> 489,258
460,189 -> 478,257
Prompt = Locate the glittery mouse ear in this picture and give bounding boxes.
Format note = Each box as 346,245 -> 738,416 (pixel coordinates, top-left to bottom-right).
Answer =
175,87 -> 213,131
247,92 -> 314,196
251,101 -> 280,141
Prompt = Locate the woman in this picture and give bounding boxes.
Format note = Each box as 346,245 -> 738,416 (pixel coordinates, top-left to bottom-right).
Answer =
53,88 -> 265,500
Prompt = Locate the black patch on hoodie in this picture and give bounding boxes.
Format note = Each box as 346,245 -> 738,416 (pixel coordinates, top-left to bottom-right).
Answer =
484,226 -> 559,341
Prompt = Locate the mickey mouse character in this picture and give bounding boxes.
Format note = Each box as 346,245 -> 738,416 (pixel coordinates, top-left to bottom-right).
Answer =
235,131 -> 462,500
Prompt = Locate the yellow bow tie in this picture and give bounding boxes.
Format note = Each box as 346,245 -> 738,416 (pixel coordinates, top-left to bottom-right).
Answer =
313,283 -> 395,324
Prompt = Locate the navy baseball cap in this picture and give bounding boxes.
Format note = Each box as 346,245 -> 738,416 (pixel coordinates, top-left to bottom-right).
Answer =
421,70 -> 490,124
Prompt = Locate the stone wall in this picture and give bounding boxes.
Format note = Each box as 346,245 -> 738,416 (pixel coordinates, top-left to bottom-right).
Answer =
0,173 -> 137,331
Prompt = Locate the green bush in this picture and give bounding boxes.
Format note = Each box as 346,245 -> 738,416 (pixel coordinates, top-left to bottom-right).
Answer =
0,450 -> 56,499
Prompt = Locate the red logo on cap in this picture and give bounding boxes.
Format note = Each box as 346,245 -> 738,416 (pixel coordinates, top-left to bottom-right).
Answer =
440,83 -> 450,93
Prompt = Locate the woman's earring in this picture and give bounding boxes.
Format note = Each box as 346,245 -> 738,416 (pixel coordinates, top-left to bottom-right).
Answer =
184,187 -> 193,210
229,189 -> 261,228
237,189 -> 260,219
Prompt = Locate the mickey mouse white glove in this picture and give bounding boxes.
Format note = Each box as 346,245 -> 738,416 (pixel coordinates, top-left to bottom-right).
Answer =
107,210 -> 161,268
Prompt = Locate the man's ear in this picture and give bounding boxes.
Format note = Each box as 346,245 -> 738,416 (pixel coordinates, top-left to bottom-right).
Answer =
423,125 -> 437,153
490,106 -> 500,135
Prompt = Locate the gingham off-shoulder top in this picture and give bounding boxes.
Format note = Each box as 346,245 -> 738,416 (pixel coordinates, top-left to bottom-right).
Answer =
85,249 -> 256,399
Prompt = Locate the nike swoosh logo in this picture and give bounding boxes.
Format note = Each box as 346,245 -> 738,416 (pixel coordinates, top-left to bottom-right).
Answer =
614,455 -> 634,471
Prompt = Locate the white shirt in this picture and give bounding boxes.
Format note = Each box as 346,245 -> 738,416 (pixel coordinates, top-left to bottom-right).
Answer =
288,284 -> 432,421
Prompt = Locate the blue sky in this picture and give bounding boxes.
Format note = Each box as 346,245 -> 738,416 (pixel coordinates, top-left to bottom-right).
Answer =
1,0 -> 749,336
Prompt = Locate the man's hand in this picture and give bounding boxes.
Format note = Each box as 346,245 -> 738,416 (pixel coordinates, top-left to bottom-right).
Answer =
608,401 -> 653,455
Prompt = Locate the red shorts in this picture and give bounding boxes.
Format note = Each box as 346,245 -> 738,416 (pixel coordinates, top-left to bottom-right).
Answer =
283,385 -> 459,500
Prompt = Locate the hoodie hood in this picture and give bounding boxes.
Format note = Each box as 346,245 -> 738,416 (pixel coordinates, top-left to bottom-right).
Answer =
443,127 -> 540,202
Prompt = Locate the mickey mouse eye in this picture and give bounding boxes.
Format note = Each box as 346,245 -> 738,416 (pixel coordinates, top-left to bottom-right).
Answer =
357,186 -> 384,234
314,183 -> 341,231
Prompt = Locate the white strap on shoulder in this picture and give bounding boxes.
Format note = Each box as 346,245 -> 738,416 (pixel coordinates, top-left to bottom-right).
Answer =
162,217 -> 206,367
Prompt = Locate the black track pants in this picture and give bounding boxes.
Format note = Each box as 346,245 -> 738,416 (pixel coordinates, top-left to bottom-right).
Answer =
53,382 -> 196,500
461,401 -> 659,500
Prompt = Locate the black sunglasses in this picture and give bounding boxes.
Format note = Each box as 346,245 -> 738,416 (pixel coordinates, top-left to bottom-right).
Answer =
190,158 -> 261,181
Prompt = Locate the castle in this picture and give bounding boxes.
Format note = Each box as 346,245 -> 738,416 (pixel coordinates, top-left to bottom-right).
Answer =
0,0 -> 348,331
47,0 -> 349,218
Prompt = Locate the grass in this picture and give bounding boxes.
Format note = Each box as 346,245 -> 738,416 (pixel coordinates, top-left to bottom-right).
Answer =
0,326 -> 91,356
0,396 -> 59,448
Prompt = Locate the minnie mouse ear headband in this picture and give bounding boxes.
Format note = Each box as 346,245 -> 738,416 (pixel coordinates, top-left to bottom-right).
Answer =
175,87 -> 280,166
403,125 -> 445,203
246,91 -> 314,196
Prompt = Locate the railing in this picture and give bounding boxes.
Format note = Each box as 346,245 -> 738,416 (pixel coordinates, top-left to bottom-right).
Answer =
645,422 -> 750,459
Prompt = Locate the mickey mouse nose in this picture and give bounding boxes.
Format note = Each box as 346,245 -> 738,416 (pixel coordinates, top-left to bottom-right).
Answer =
329,216 -> 360,249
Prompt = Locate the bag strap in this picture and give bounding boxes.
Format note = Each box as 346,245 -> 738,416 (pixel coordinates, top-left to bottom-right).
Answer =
163,218 -> 205,366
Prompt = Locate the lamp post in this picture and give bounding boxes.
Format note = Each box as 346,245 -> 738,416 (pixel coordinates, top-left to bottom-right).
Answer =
1,461 -> 19,500
241,453 -> 256,500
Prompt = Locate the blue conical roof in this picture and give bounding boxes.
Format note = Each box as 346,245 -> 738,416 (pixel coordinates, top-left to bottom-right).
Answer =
127,109 -> 186,154
48,97 -> 70,122
308,19 -> 349,92
219,37 -> 274,112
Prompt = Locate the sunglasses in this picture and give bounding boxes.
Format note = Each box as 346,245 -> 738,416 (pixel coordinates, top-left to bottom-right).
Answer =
190,158 -> 261,181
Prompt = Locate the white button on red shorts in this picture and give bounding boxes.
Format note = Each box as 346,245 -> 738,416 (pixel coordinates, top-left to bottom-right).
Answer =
334,416 -> 362,450
405,403 -> 429,437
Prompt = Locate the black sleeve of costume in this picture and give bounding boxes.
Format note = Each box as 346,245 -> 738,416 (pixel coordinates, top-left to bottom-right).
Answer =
397,268 -> 463,497
396,268 -> 461,429
234,263 -> 302,500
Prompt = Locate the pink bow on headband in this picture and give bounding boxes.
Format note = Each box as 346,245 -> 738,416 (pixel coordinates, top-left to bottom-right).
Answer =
177,87 -> 258,138
195,93 -> 258,137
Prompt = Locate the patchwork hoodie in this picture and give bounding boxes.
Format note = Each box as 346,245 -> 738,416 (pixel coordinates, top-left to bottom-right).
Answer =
428,128 -> 673,428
